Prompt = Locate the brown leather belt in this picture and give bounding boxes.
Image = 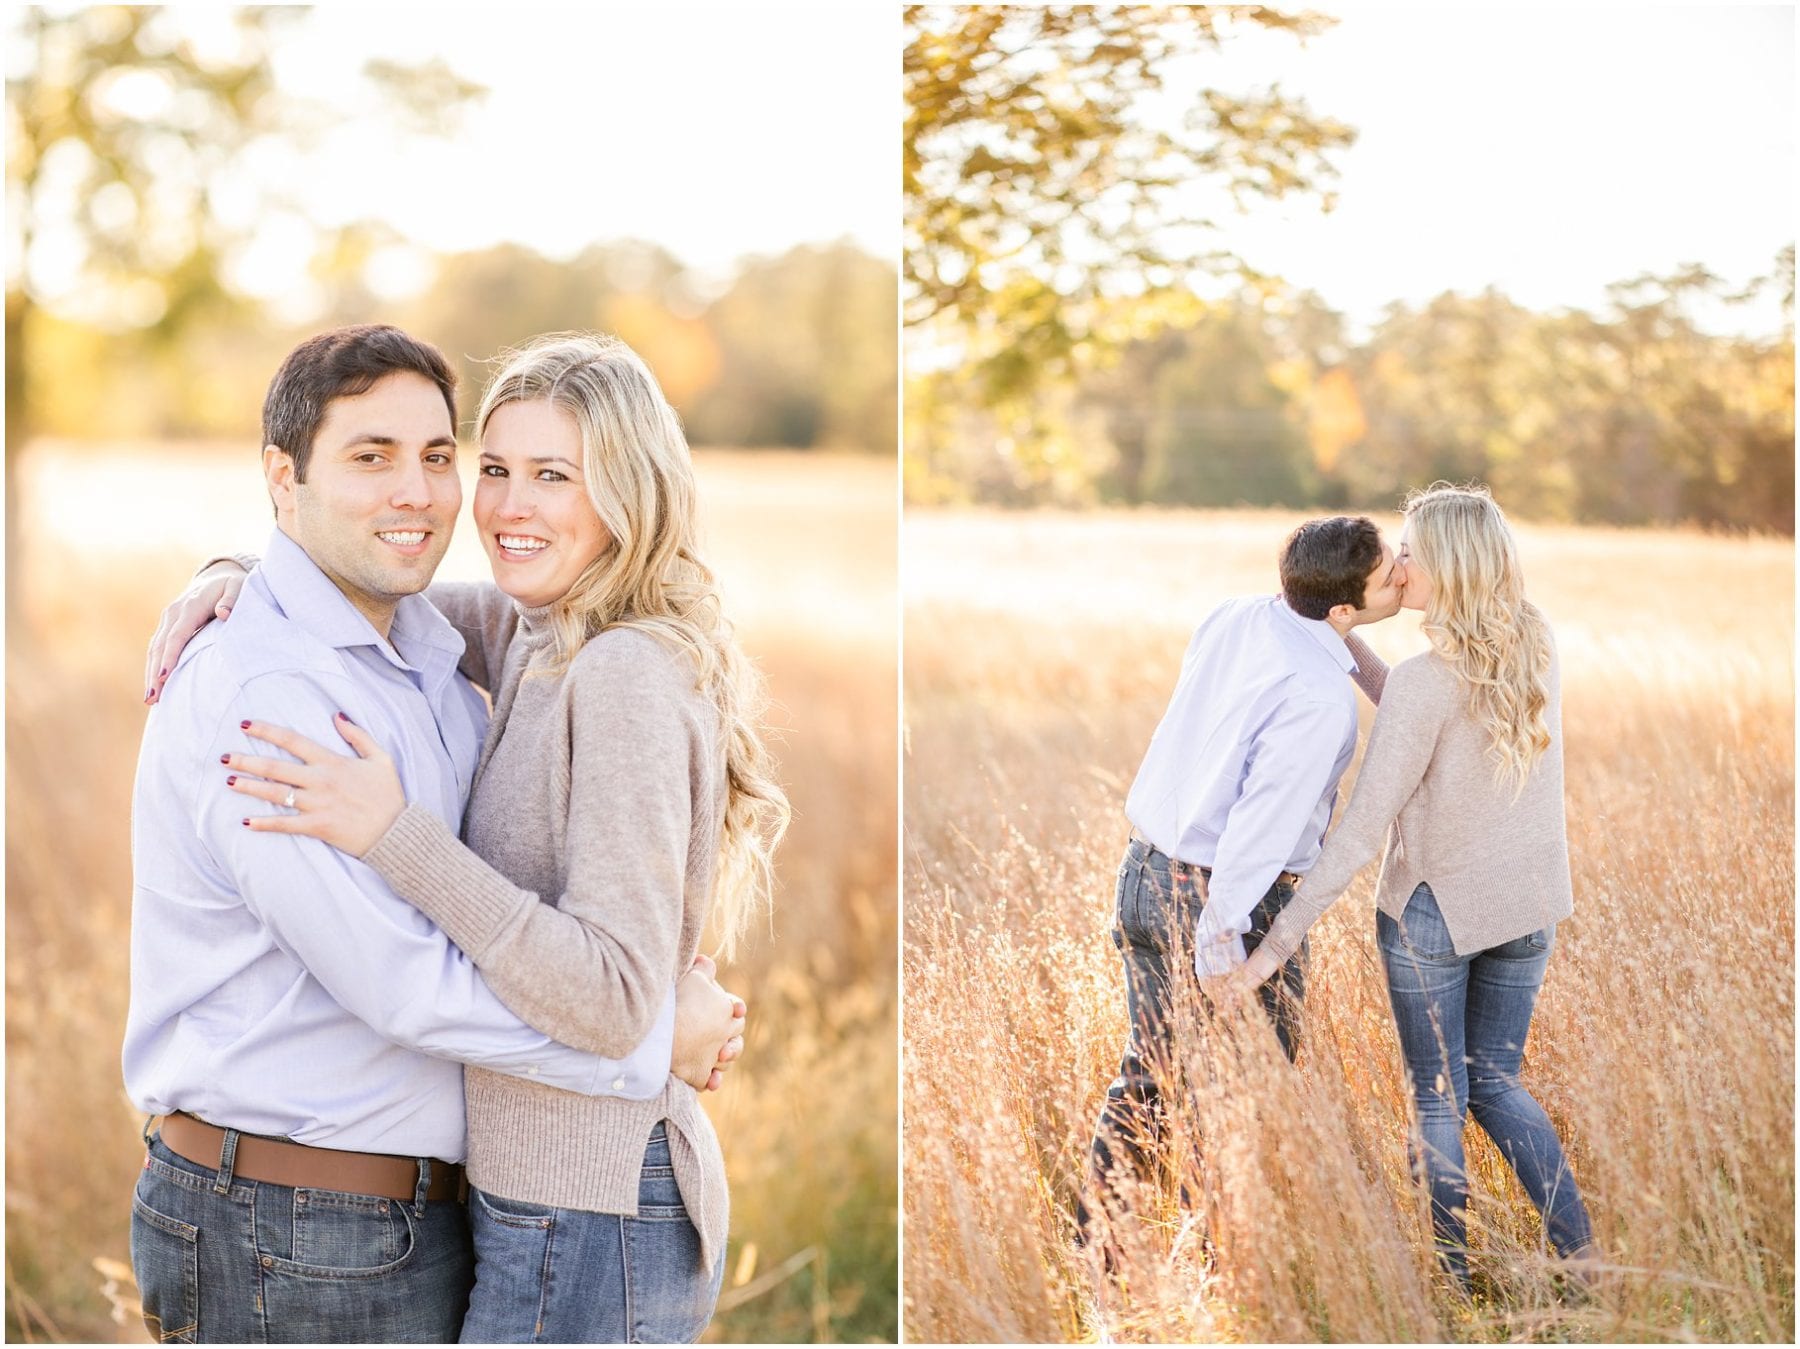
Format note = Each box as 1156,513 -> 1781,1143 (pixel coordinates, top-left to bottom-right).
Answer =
1128,830 -> 1301,887
156,1112 -> 464,1203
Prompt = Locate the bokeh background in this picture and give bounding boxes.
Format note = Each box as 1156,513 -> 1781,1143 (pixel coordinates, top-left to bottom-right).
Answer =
6,7 -> 896,1342
906,5 -> 1793,525
904,5 -> 1793,1343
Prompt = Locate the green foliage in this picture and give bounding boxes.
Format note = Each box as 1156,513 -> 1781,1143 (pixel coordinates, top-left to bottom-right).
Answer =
689,243 -> 899,453
4,7 -> 485,627
913,261 -> 1797,532
1086,303 -> 1313,505
905,4 -> 1352,398
401,240 -> 702,414
5,7 -> 483,402
18,238 -> 898,456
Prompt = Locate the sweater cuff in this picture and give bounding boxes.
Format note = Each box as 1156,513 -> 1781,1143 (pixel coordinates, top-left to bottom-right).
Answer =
195,552 -> 258,579
1256,906 -> 1309,970
362,803 -> 526,960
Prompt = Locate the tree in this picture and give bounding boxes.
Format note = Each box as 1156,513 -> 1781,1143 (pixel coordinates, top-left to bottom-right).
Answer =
1084,302 -> 1311,505
694,242 -> 898,452
400,240 -> 702,416
4,6 -> 482,635
904,4 -> 1352,404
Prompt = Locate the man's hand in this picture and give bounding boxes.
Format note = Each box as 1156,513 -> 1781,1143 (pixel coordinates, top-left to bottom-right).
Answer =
1202,945 -> 1283,1011
1198,971 -> 1249,1011
673,954 -> 747,1092
145,560 -> 249,705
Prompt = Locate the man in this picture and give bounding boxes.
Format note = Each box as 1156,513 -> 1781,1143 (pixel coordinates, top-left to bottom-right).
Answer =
1079,515 -> 1403,1243
125,326 -> 741,1343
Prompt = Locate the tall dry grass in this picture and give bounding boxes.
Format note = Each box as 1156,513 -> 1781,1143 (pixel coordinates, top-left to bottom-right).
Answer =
5,445 -> 897,1343
904,508 -> 1793,1343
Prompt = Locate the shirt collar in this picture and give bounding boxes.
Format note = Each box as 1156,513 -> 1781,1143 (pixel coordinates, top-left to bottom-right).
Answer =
1274,594 -> 1358,674
258,528 -> 466,675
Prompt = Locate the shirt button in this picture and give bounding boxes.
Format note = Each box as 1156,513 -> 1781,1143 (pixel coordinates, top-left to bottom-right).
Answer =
611,1076 -> 627,1091
526,1066 -> 538,1076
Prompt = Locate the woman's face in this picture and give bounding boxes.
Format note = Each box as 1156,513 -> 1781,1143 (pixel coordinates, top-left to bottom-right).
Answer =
474,399 -> 612,608
1396,523 -> 1433,611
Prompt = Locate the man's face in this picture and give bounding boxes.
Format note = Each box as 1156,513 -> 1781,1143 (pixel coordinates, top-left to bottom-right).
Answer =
266,371 -> 460,634
1350,541 -> 1404,624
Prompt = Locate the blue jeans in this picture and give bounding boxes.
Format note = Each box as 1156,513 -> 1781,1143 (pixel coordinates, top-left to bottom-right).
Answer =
130,1130 -> 473,1342
459,1124 -> 723,1344
1380,884 -> 1595,1282
1080,837 -> 1309,1234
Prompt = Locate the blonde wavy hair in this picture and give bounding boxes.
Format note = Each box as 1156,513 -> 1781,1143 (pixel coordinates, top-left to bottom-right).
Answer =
1404,483 -> 1552,794
476,333 -> 789,958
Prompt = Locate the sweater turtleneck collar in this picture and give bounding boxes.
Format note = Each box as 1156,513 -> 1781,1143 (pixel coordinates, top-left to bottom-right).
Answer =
515,600 -> 560,637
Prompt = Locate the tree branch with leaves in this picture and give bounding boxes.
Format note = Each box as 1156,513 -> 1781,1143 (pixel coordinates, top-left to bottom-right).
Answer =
904,4 -> 1353,403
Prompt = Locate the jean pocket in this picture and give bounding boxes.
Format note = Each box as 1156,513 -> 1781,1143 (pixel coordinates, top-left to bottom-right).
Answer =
636,1118 -> 685,1220
472,1187 -> 557,1231
1493,926 -> 1553,959
266,1189 -> 417,1278
637,1140 -> 687,1220
1113,858 -> 1143,936
624,1217 -> 715,1342
131,1184 -> 199,1342
1392,885 -> 1457,962
1123,857 -> 1197,951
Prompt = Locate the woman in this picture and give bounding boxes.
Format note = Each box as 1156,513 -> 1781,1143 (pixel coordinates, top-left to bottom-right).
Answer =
1221,483 -> 1596,1286
165,333 -> 788,1341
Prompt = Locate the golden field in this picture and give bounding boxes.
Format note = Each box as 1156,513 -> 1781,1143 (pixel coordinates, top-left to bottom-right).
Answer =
4,444 -> 898,1343
904,508 -> 1794,1344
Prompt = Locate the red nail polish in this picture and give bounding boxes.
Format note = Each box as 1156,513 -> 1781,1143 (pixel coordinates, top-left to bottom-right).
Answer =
241,818 -> 250,827
159,668 -> 168,678
240,720 -> 251,730
226,775 -> 236,786
220,754 -> 231,765
337,711 -> 352,723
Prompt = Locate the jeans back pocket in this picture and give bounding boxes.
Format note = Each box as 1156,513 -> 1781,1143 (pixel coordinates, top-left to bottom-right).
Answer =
266,1188 -> 417,1278
638,1123 -> 685,1218
131,1180 -> 200,1342
1389,883 -> 1458,963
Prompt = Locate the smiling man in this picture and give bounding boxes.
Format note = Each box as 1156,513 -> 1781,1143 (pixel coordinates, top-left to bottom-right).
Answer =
123,326 -> 732,1343
263,347 -> 462,628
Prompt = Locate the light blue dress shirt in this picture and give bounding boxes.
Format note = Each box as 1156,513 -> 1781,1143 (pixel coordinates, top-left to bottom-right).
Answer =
1125,594 -> 1363,976
124,529 -> 674,1161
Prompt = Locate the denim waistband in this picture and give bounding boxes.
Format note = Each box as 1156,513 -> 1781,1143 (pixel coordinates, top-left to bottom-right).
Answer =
1125,834 -> 1209,875
1125,835 -> 1299,891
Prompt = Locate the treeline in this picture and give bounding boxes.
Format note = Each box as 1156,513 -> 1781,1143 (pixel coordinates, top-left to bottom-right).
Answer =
908,261 -> 1795,532
26,238 -> 896,454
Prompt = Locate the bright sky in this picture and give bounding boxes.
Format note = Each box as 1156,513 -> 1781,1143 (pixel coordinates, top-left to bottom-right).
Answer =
1177,4 -> 1795,336
202,5 -> 896,307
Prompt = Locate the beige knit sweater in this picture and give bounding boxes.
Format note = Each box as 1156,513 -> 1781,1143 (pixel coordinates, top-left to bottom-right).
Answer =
1259,629 -> 1573,967
362,582 -> 730,1272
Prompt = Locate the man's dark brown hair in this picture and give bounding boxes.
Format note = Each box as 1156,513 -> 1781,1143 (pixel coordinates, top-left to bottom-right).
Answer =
261,325 -> 457,481
1279,515 -> 1384,620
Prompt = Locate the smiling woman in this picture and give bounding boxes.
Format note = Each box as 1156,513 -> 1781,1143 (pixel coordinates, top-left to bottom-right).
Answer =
477,396 -> 610,608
